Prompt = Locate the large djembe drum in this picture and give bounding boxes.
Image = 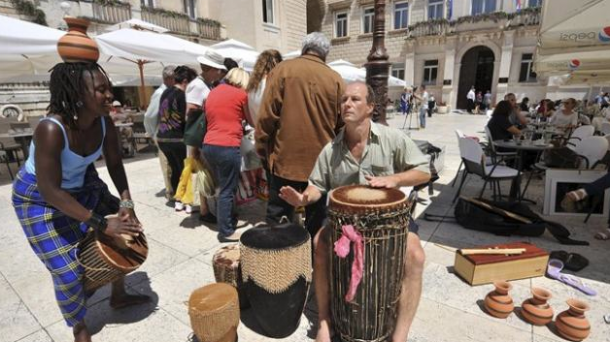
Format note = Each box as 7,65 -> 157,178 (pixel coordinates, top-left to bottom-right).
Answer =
212,243 -> 249,308
77,230 -> 148,292
328,185 -> 412,342
240,223 -> 312,338
188,283 -> 240,342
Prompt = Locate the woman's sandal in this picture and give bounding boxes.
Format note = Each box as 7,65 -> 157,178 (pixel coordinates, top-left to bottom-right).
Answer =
595,228 -> 610,240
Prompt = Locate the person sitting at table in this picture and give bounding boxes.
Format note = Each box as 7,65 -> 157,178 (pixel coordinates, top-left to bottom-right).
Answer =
549,98 -> 578,130
505,93 -> 527,128
487,100 -> 521,143
520,97 -> 530,112
110,101 -> 135,157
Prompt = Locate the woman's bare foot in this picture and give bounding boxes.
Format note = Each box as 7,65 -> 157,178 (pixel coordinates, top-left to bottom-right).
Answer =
73,322 -> 92,342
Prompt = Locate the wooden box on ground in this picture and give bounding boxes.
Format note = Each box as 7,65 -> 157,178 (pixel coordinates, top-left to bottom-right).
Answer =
454,242 -> 549,286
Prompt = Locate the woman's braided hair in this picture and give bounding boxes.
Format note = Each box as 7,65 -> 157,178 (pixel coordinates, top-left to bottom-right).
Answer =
47,62 -> 110,128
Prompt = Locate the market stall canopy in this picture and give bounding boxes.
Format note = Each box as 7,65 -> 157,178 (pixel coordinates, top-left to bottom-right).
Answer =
211,39 -> 259,71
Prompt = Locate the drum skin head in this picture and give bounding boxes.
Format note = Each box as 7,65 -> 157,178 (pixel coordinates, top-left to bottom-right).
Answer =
240,222 -> 309,249
330,185 -> 407,211
189,283 -> 238,312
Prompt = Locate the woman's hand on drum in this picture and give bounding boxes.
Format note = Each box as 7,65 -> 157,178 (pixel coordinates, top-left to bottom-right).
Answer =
279,186 -> 309,207
118,207 -> 141,226
105,216 -> 143,238
365,175 -> 398,189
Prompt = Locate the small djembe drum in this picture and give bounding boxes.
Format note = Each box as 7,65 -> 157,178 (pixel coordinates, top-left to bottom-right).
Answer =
77,230 -> 148,292
328,185 -> 412,342
212,243 -> 249,308
240,222 -> 312,338
188,283 -> 239,342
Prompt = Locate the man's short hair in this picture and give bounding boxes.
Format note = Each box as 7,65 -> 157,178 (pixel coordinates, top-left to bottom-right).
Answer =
301,32 -> 330,59
162,65 -> 175,79
351,81 -> 375,105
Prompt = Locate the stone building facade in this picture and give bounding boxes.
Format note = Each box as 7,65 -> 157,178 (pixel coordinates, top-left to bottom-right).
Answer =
317,0 -> 585,110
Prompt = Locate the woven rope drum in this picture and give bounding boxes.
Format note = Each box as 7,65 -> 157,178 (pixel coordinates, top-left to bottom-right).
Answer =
328,185 -> 412,342
212,243 -> 249,308
77,231 -> 148,292
188,283 -> 239,342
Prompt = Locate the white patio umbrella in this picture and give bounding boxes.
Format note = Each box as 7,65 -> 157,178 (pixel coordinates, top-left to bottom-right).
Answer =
535,0 -> 610,75
327,60 -> 406,87
106,19 -> 169,33
95,26 -> 210,106
211,39 -> 259,71
0,14 -> 63,80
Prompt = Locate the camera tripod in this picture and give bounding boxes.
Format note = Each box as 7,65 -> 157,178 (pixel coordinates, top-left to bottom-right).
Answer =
401,103 -> 420,131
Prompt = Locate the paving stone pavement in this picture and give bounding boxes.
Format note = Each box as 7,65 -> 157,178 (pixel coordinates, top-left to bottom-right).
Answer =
1,113 -> 608,342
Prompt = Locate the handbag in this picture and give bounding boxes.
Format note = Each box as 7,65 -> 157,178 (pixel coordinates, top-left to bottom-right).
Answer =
544,146 -> 580,169
184,108 -> 207,147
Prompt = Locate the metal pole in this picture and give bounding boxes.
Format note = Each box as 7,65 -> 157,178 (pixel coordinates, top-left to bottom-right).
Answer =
365,0 -> 391,125
138,60 -> 148,110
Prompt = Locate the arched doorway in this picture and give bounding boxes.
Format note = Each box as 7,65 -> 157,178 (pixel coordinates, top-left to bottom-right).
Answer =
457,46 -> 495,110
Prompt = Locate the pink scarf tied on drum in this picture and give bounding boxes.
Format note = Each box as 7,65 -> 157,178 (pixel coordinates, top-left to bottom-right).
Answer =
333,224 -> 364,302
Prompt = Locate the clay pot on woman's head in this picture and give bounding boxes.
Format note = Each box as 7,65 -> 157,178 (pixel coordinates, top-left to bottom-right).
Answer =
57,17 -> 99,63
521,287 -> 554,326
484,281 -> 514,319
555,299 -> 591,341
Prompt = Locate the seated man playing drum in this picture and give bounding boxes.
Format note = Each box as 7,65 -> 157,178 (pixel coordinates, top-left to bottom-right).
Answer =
279,81 -> 431,342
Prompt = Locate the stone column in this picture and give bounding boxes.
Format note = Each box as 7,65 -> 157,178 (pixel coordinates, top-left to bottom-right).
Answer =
404,52 -> 415,87
496,31 -> 515,100
442,38 -> 457,110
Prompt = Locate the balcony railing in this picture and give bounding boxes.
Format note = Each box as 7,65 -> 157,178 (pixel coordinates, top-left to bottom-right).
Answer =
141,7 -> 191,34
92,2 -> 132,24
195,19 -> 221,40
407,7 -> 541,39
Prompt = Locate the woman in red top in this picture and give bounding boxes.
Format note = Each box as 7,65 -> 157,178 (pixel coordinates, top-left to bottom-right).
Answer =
203,68 -> 253,242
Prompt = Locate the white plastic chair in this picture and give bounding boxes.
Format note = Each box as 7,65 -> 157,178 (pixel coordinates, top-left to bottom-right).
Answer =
567,125 -> 595,150
453,137 -> 519,202
601,122 -> 610,135
573,136 -> 609,169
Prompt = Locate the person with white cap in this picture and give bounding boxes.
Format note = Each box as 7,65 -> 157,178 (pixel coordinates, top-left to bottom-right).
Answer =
184,50 -> 227,220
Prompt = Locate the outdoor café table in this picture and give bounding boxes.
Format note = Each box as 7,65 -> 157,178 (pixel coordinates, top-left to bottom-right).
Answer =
0,130 -> 33,159
493,139 -> 555,203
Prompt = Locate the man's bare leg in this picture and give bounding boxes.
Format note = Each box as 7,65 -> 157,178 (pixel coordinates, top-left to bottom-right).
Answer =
73,322 -> 92,342
313,226 -> 333,342
392,232 -> 425,342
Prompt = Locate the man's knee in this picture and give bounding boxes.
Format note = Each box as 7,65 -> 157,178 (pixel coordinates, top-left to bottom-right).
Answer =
405,234 -> 425,274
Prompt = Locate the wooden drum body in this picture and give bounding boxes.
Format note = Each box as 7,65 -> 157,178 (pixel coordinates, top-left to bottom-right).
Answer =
328,185 -> 412,342
189,283 -> 239,342
77,231 -> 148,292
212,243 -> 249,308
239,223 -> 312,338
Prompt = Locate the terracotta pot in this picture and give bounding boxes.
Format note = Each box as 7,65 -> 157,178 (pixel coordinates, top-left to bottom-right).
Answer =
484,281 -> 514,319
555,299 -> 591,341
57,17 -> 99,63
521,287 -> 554,326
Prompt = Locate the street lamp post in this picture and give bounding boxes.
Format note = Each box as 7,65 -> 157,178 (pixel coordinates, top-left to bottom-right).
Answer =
365,0 -> 391,125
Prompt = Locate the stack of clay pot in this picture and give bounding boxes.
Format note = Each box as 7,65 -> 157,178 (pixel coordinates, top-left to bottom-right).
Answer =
482,282 -> 591,341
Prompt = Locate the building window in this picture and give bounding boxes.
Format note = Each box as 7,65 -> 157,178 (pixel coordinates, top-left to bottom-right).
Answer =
471,0 -> 496,15
184,0 -> 196,19
141,0 -> 154,8
528,0 -> 542,7
362,7 -> 374,34
335,11 -> 348,38
262,0 -> 274,24
392,64 -> 405,80
519,53 -> 537,82
428,0 -> 444,20
394,2 -> 409,30
423,60 -> 438,84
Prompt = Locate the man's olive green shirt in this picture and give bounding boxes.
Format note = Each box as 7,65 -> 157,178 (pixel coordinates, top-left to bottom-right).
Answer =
308,122 -> 430,193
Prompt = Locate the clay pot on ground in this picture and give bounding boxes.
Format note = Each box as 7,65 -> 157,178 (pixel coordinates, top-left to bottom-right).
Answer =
484,281 -> 514,319
521,287 -> 554,326
555,299 -> 591,341
57,17 -> 99,63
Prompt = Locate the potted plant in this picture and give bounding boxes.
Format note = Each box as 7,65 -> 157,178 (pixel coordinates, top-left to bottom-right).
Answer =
437,101 -> 449,114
